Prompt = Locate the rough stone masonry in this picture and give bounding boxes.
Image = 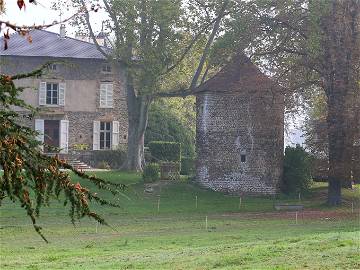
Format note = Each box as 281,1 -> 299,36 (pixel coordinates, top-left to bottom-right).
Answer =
195,53 -> 284,195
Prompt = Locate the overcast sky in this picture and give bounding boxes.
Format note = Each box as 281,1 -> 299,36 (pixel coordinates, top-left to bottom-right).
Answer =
2,0 -> 104,36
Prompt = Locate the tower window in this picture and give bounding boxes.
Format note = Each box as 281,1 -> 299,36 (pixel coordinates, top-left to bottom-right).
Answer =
240,154 -> 246,163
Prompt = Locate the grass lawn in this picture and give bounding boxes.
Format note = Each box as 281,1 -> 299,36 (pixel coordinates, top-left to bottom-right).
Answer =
0,171 -> 359,269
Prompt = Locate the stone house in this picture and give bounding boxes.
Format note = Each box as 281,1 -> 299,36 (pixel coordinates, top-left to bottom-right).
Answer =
0,29 -> 128,165
195,53 -> 284,195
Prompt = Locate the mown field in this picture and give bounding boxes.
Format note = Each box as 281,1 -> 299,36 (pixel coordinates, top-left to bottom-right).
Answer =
0,171 -> 359,270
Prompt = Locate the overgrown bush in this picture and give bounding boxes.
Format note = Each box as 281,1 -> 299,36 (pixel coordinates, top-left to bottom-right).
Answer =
145,99 -> 196,159
148,141 -> 181,162
142,163 -> 160,183
282,145 -> 313,194
181,157 -> 195,175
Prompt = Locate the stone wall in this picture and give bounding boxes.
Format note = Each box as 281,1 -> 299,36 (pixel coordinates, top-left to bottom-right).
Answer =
196,90 -> 284,195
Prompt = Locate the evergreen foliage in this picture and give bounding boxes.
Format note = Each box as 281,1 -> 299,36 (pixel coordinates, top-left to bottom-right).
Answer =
282,145 -> 313,195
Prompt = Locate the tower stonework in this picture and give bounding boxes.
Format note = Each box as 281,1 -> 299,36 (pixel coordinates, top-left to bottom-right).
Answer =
195,54 -> 284,195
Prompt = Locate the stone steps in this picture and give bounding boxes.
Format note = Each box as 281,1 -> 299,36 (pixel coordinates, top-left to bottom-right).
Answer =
44,153 -> 92,170
65,159 -> 92,170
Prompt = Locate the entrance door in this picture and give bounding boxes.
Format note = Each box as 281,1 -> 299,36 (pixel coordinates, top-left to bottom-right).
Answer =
44,120 -> 60,152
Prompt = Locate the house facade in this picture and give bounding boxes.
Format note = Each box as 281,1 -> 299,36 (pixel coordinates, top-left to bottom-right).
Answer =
195,53 -> 284,195
0,30 -> 128,162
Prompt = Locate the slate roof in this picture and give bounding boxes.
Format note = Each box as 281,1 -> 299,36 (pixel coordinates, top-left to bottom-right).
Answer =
0,30 -> 109,59
194,53 -> 280,94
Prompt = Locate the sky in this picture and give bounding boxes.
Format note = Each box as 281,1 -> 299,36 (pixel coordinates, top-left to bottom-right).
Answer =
1,0 -> 104,36
1,0 -> 305,147
2,0 -> 60,33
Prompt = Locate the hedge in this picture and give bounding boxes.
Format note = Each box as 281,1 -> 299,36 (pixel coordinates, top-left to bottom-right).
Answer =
148,141 -> 181,162
143,163 -> 160,183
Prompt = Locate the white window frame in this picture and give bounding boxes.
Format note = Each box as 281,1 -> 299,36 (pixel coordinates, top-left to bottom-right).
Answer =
99,83 -> 113,108
46,82 -> 59,105
39,81 -> 65,107
99,121 -> 112,150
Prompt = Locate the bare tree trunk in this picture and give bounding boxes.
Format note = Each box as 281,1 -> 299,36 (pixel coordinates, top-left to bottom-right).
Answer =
125,77 -> 151,171
327,95 -> 353,205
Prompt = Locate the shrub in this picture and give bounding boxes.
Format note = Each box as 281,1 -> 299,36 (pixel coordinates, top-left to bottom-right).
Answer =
72,143 -> 89,151
282,145 -> 313,194
180,157 -> 195,175
160,161 -> 180,180
97,161 -> 110,170
148,141 -> 181,162
91,149 -> 126,169
142,163 -> 160,183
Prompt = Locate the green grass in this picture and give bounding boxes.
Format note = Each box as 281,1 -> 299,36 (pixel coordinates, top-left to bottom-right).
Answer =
1,171 -> 359,270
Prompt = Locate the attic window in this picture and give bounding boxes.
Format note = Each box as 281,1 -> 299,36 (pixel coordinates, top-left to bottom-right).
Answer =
240,154 -> 246,163
49,64 -> 57,71
102,64 -> 112,73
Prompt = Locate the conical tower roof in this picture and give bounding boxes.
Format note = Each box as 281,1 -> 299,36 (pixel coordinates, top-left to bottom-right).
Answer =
194,53 -> 280,94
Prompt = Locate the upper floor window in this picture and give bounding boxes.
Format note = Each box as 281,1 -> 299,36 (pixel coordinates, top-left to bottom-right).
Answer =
99,83 -> 113,108
46,83 -> 58,105
39,82 -> 65,106
102,64 -> 112,73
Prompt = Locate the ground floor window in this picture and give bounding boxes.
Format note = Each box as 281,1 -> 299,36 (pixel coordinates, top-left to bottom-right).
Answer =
100,122 -> 112,149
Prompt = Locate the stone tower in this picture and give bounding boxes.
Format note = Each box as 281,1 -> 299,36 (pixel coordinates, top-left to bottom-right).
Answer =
195,53 -> 284,195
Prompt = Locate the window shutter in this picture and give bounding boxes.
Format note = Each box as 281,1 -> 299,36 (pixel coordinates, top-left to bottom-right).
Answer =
34,119 -> 44,151
107,83 -> 113,107
39,82 -> 46,105
99,83 -> 113,108
59,82 -> 66,106
60,120 -> 69,154
93,121 -> 100,150
112,121 -> 120,149
99,84 -> 107,107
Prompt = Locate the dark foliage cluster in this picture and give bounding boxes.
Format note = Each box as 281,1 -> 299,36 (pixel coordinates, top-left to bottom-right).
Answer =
142,163 -> 160,183
0,64 -> 125,242
282,145 -> 313,195
148,141 -> 181,162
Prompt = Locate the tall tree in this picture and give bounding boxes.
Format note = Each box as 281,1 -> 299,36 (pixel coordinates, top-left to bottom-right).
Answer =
317,0 -> 359,204
64,0 -> 232,171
